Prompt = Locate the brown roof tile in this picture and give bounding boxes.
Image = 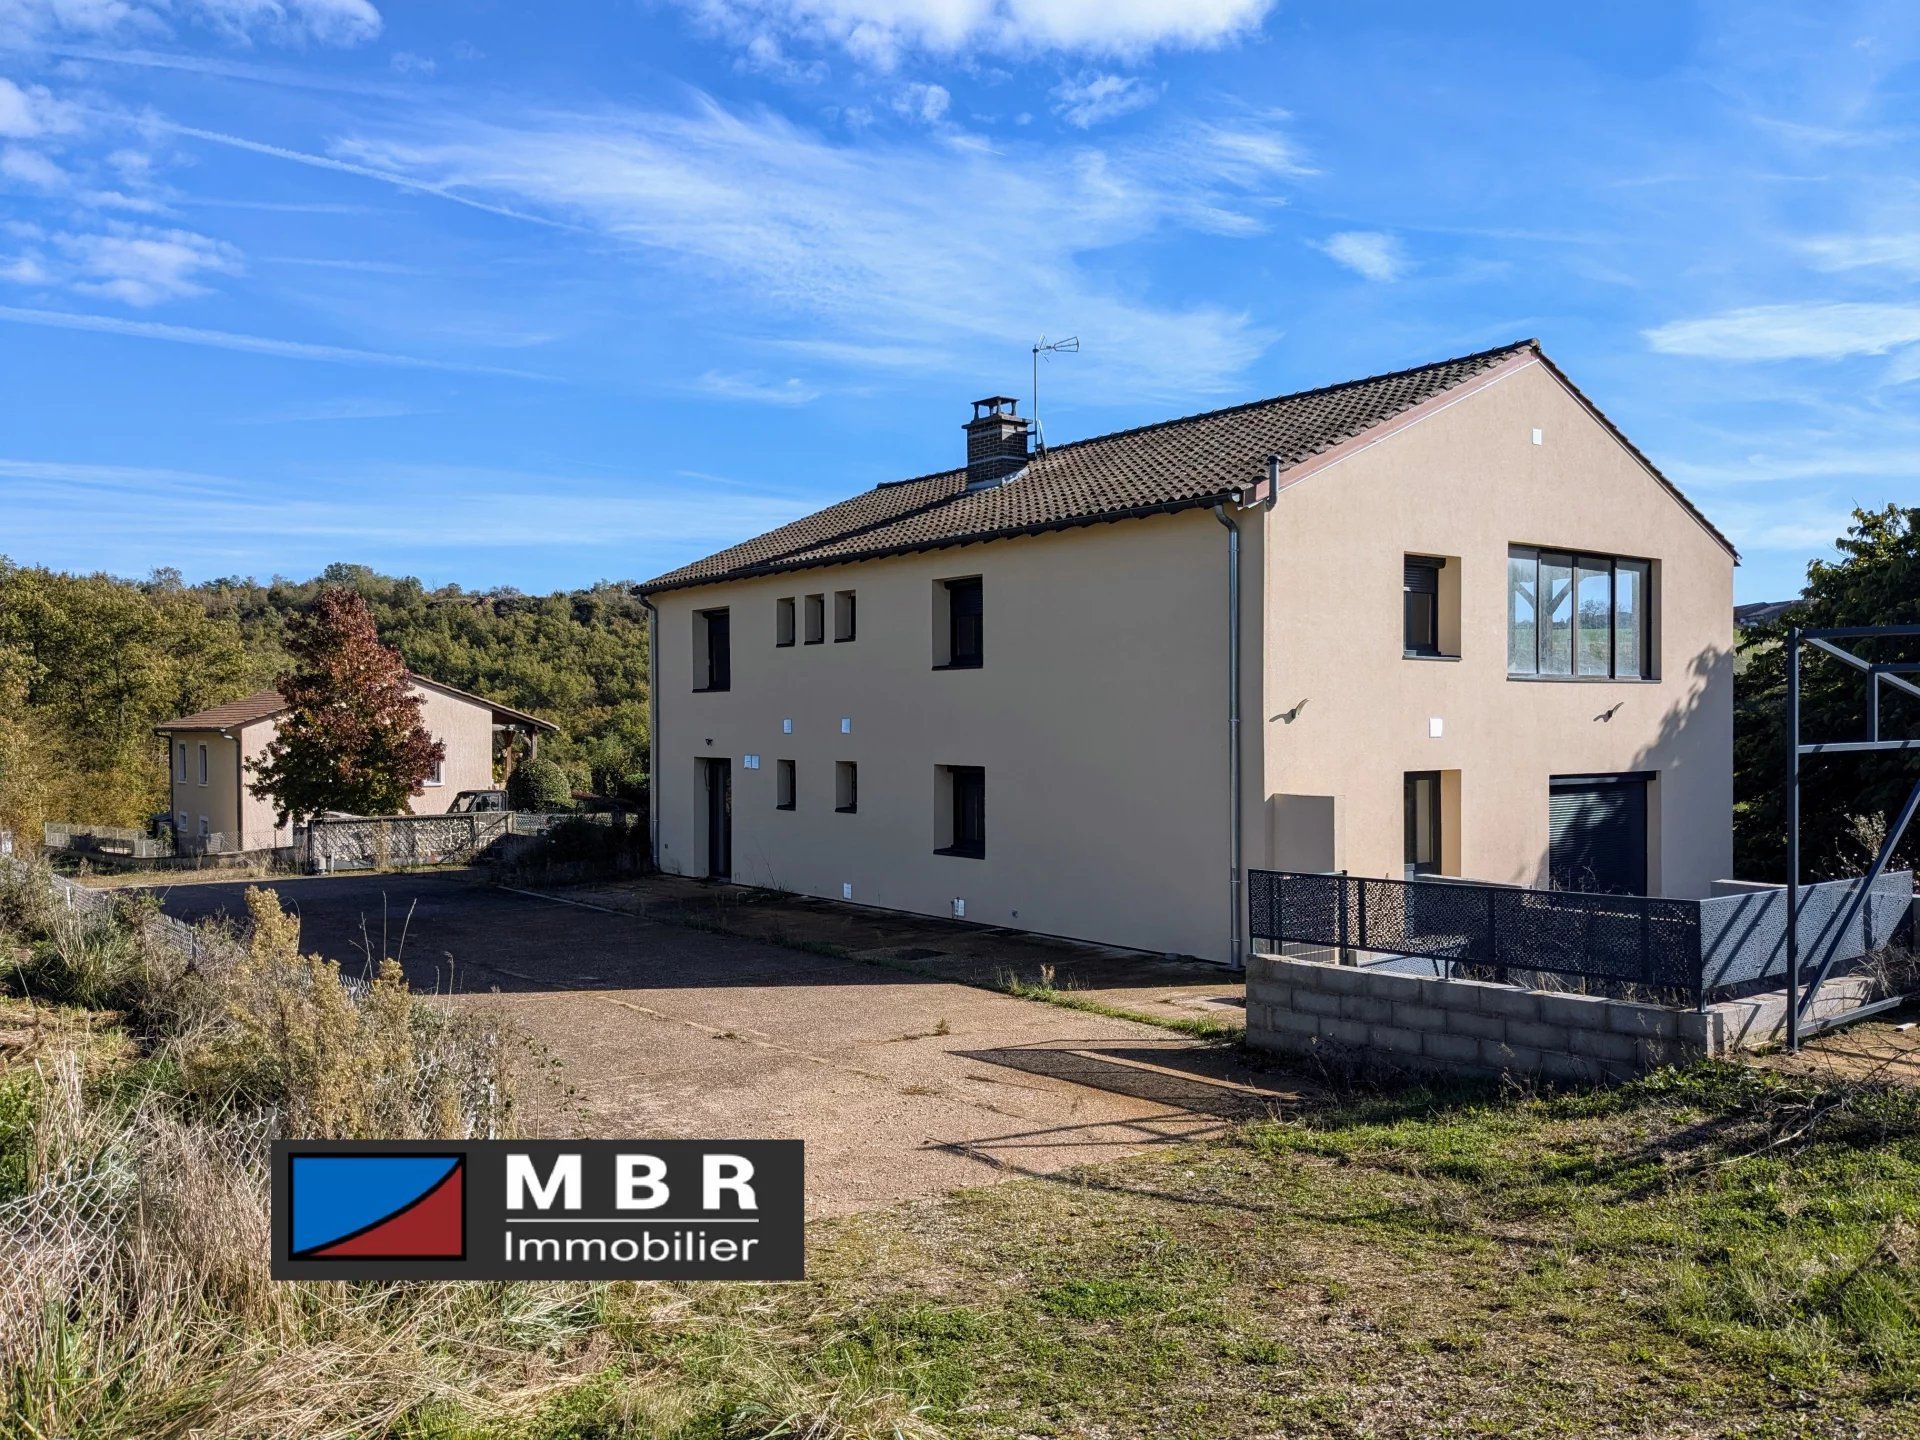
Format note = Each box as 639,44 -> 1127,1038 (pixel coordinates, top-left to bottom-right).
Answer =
638,340 -> 1735,593
154,690 -> 286,732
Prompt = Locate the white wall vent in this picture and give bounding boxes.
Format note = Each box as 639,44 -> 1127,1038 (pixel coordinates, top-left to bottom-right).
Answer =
951,898 -> 965,918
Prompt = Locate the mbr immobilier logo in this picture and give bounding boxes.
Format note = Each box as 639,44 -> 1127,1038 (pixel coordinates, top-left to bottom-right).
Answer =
272,1139 -> 803,1282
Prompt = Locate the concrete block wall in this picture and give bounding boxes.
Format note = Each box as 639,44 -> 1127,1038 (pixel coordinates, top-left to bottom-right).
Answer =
1245,953 -> 1723,1082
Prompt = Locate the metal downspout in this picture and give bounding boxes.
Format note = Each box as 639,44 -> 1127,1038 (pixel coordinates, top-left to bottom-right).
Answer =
1213,501 -> 1244,970
640,593 -> 661,871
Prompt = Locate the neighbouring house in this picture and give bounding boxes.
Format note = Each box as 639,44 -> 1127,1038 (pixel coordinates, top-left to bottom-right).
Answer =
153,674 -> 556,852
637,340 -> 1737,966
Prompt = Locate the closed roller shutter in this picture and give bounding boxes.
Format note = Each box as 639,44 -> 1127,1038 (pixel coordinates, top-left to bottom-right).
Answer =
1548,776 -> 1648,895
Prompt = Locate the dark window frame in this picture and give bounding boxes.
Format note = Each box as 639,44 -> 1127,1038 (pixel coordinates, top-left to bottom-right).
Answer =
803,593 -> 826,645
775,597 -> 795,648
835,760 -> 858,814
775,758 -> 796,811
940,577 -> 984,670
1506,546 -> 1653,681
1403,556 -> 1442,657
696,607 -> 731,692
938,765 -> 986,858
834,589 -> 856,643
1404,770 -> 1442,878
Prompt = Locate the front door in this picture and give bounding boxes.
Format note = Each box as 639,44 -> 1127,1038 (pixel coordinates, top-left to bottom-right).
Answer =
704,759 -> 732,880
1404,771 -> 1441,878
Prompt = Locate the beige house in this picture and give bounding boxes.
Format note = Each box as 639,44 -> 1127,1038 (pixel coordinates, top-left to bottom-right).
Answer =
638,341 -> 1737,966
154,674 -> 555,852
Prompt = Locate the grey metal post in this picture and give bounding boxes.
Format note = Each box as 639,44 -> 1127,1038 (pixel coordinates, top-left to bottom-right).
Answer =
1785,627 -> 1802,1052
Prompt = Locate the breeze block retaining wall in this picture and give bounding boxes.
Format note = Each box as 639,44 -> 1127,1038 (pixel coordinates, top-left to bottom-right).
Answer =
1244,952 -> 1724,1083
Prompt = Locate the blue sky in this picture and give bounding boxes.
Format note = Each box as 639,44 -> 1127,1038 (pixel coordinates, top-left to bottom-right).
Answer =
1,0 -> 1916,601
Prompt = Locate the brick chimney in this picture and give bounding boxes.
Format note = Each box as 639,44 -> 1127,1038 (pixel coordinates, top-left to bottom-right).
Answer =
964,396 -> 1030,489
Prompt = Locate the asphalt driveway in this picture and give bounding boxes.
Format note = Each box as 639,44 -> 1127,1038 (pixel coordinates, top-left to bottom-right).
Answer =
143,871 -> 1307,1215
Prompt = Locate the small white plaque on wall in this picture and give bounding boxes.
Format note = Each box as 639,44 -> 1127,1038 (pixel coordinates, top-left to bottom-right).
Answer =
840,717 -> 852,734
1428,717 -> 1444,739
782,718 -> 793,734
842,882 -> 853,900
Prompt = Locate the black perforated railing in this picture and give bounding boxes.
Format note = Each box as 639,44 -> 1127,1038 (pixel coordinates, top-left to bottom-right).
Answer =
1248,869 -> 1706,1005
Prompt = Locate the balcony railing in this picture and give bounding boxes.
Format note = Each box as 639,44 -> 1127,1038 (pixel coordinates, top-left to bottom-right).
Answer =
1249,868 -> 1913,1008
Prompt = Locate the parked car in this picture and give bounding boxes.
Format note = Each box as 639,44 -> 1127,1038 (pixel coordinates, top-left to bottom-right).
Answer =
448,789 -> 509,814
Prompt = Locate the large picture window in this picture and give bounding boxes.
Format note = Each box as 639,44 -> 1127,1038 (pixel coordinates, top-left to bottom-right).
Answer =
1507,547 -> 1651,680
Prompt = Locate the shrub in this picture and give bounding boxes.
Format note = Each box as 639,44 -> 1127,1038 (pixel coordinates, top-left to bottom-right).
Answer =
507,754 -> 572,813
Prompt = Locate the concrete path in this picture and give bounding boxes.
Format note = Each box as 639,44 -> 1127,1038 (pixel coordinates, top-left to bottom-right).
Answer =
143,872 -> 1310,1216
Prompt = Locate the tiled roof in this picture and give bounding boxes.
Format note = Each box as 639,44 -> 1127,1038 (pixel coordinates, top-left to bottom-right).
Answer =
154,690 -> 286,732
155,675 -> 558,734
637,339 -> 1734,593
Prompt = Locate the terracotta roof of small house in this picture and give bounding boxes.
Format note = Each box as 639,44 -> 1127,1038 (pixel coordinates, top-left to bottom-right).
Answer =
154,674 -> 557,735
637,339 -> 1735,594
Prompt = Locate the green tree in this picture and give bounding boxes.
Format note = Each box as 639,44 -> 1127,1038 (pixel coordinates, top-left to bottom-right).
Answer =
1735,505 -> 1920,881
248,588 -> 444,823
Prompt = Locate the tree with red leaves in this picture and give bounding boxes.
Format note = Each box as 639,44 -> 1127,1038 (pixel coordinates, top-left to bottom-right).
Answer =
248,587 -> 445,824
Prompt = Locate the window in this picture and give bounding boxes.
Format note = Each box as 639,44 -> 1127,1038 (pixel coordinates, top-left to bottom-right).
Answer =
1404,772 -> 1441,877
776,597 -> 795,647
937,765 -> 985,857
1507,547 -> 1652,680
198,816 -> 209,839
834,590 -> 856,642
776,759 -> 795,810
197,743 -> 209,786
937,577 -> 983,669
695,607 -> 731,691
835,760 -> 858,813
1403,558 -> 1441,656
175,743 -> 187,783
804,593 -> 825,645
426,749 -> 445,786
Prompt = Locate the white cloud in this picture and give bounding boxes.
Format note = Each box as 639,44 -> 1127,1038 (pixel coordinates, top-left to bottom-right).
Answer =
695,370 -> 821,405
0,303 -> 547,375
676,0 -> 1273,69
891,81 -> 949,125
389,50 -> 435,76
0,78 -> 81,138
0,0 -> 380,46
1802,233 -> 1920,275
1645,303 -> 1920,360
1050,71 -> 1159,128
56,222 -> 242,304
0,144 -> 66,187
1314,230 -> 1409,282
317,97 -> 1308,397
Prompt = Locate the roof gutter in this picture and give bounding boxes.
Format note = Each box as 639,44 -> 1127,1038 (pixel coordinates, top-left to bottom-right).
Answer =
1212,496 -> 1245,971
640,592 -> 661,871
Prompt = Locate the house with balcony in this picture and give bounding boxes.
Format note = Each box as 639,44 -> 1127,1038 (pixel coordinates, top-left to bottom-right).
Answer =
637,340 -> 1736,966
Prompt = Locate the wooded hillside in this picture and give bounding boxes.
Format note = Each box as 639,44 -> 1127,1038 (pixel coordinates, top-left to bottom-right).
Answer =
0,560 -> 650,840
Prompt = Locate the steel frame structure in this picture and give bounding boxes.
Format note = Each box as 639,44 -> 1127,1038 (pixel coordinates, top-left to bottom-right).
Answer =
1785,624 -> 1920,1050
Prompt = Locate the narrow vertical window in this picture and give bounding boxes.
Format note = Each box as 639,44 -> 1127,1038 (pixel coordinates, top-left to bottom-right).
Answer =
1614,560 -> 1649,679
1404,771 -> 1441,878
938,765 -> 985,857
1403,558 -> 1440,656
834,590 -> 856,642
176,742 -> 188,782
1507,552 -> 1538,675
835,760 -> 858,813
197,744 -> 209,785
776,597 -> 795,647
696,608 -> 731,691
1538,552 -> 1574,676
1575,557 -> 1613,677
947,578 -> 983,668
803,593 -> 825,644
776,759 -> 795,810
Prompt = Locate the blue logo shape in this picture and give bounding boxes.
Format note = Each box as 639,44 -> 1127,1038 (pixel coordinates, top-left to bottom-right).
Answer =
288,1153 -> 464,1259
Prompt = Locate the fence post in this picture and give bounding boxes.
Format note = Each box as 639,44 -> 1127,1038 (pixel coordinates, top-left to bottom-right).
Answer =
1486,885 -> 1498,976
1336,870 -> 1354,966
1639,901 -> 1653,990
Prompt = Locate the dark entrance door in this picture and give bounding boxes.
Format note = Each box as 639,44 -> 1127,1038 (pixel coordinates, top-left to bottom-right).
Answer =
1548,774 -> 1648,894
704,759 -> 732,880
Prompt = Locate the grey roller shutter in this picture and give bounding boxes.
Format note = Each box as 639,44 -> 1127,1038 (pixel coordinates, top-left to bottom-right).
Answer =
1549,776 -> 1648,895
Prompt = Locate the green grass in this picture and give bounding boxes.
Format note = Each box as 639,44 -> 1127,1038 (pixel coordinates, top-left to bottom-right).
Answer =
399,1062 -> 1920,1439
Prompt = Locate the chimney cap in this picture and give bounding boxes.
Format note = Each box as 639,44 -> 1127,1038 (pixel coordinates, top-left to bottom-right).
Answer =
970,396 -> 1021,421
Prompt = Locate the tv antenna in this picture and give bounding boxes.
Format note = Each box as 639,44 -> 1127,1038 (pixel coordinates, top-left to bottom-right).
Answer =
1031,335 -> 1079,453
